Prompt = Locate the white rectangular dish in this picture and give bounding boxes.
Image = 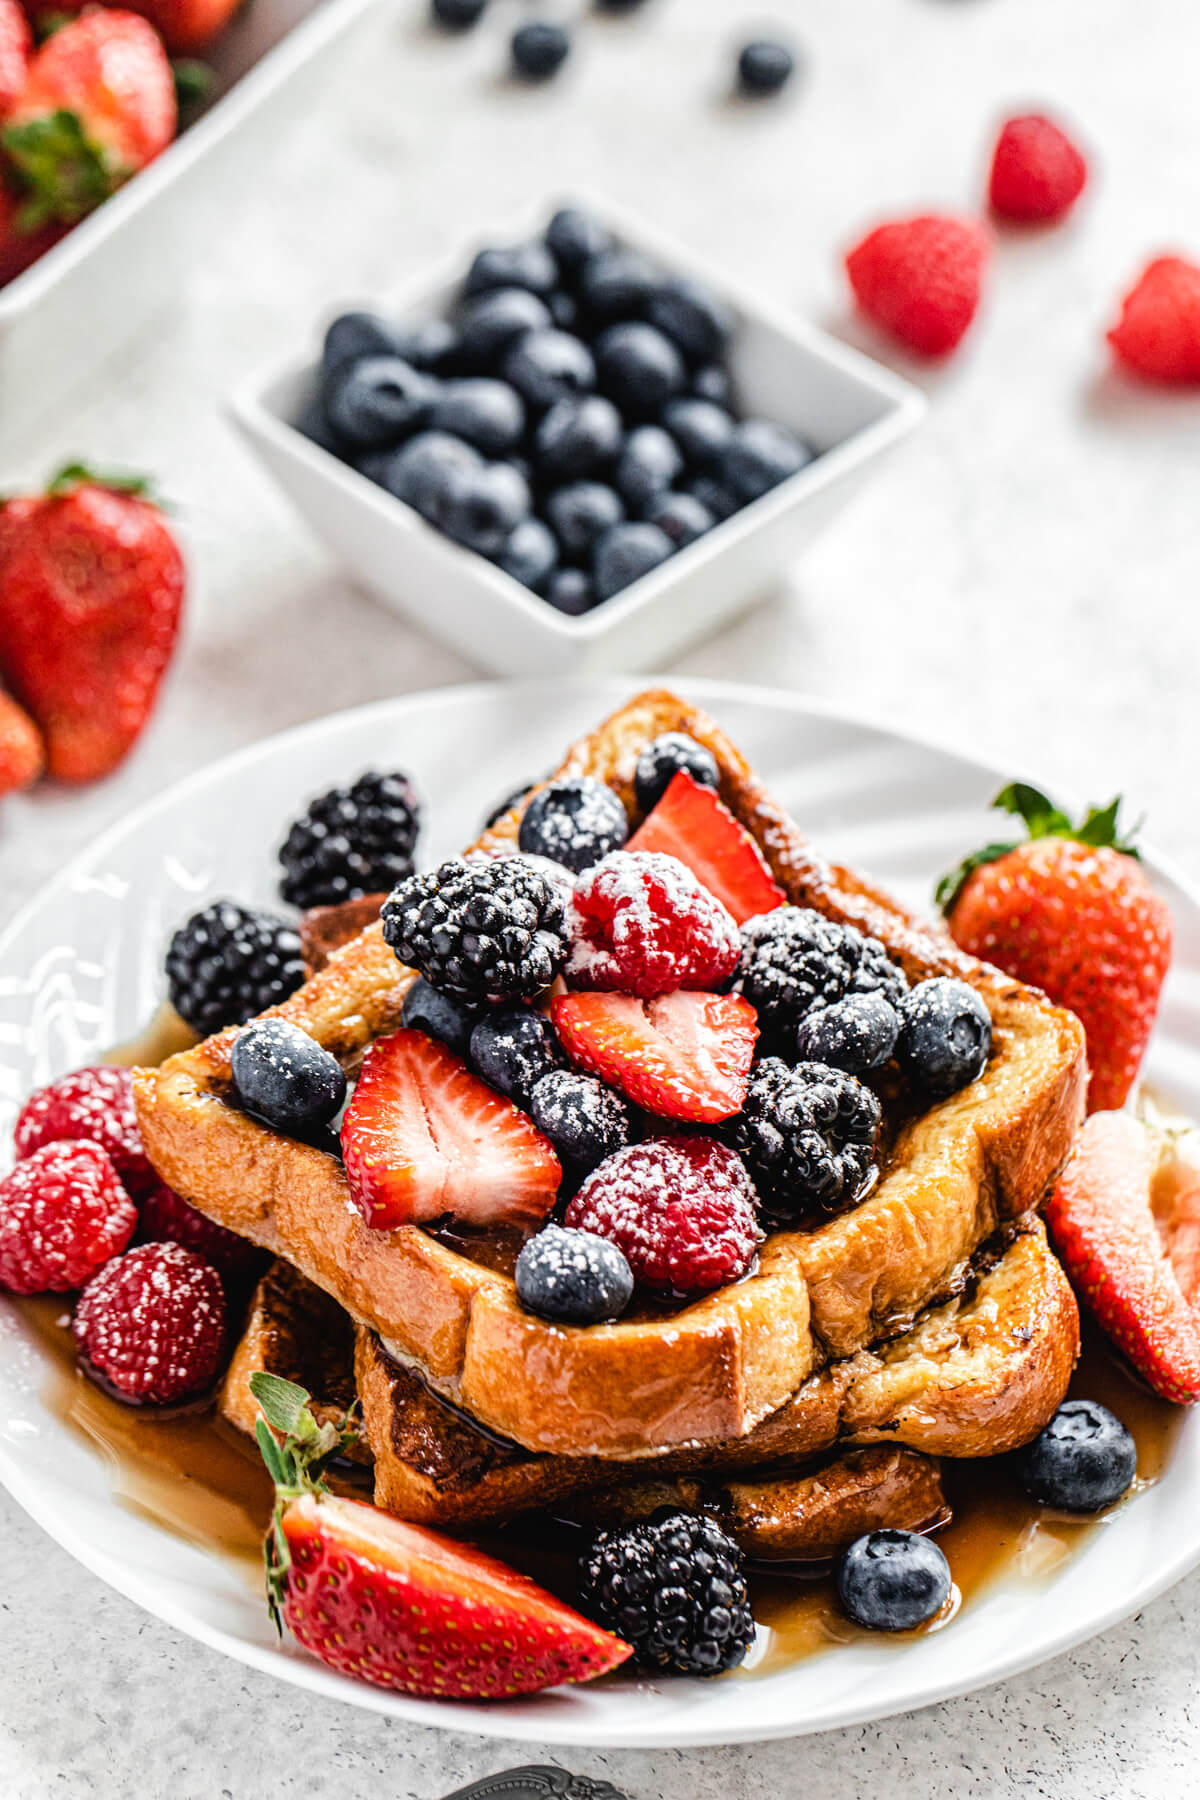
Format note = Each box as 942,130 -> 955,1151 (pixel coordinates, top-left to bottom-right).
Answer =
231,194 -> 926,675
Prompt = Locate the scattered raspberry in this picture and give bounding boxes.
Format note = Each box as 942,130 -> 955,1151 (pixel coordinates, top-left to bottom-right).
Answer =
988,113 -> 1087,223
73,1240 -> 227,1404
566,851 -> 741,998
0,1142 -> 137,1294
565,1136 -> 761,1295
14,1065 -> 156,1197
845,214 -> 990,356
1107,256 -> 1200,385
138,1182 -> 264,1285
0,691 -> 43,796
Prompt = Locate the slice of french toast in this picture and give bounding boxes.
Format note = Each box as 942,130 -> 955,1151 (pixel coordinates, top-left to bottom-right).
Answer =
136,689 -> 1087,1460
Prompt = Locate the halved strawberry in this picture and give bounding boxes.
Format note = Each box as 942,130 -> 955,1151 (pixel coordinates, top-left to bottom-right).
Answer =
251,1373 -> 631,1699
627,770 -> 785,925
552,990 -> 758,1123
1045,1110 -> 1200,1404
340,1027 -> 561,1230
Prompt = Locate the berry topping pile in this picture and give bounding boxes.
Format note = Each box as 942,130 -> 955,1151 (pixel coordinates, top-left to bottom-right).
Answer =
565,1135 -> 761,1295
15,1064 -> 155,1197
736,905 -> 908,1052
73,1240 -> 227,1405
166,901 -> 305,1036
565,850 -> 740,997
578,1510 -> 755,1675
727,1058 -> 882,1220
0,1142 -> 136,1293
382,856 -> 571,1004
278,771 -> 421,909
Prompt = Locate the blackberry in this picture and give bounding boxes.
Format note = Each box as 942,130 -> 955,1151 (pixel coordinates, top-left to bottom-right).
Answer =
166,902 -> 306,1036
381,857 -> 570,1004
726,1057 -> 881,1219
736,906 -> 908,1049
279,771 -> 421,909
578,1511 -> 755,1676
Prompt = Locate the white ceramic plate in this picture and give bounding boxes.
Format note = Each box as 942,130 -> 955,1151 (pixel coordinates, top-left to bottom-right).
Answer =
1,677 -> 1199,1749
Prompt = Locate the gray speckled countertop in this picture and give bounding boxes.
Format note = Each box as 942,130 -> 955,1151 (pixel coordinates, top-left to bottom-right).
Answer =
2,1 -> 1199,1793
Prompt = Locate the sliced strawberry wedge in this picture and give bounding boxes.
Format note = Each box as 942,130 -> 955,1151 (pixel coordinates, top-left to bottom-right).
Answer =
627,770 -> 786,924
1045,1110 -> 1200,1404
552,990 -> 758,1123
341,1027 -> 561,1230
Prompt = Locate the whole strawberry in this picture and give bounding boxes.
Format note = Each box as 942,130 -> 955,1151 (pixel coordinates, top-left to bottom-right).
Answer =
0,465 -> 185,782
3,10 -> 175,228
939,784 -> 1172,1112
1107,255 -> 1200,386
845,213 -> 990,356
0,689 -> 43,796
988,113 -> 1088,224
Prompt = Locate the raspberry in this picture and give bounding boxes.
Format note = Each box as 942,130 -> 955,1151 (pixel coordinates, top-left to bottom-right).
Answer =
845,214 -> 990,356
0,1142 -> 137,1294
14,1065 -> 156,1197
988,114 -> 1087,223
566,851 -> 741,998
1107,256 -> 1200,385
138,1183 -> 264,1285
565,1136 -> 761,1295
73,1241 -> 227,1404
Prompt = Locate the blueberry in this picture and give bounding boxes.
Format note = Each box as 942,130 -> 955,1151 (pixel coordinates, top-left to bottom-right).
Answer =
634,732 -> 720,813
519,775 -> 628,872
737,39 -> 795,96
615,425 -> 683,511
661,396 -> 735,468
470,1006 -> 562,1104
503,329 -> 595,410
391,318 -> 460,372
721,418 -> 813,501
322,311 -> 413,377
692,362 -> 733,407
296,395 -> 344,455
231,1018 -> 347,1134
379,430 -> 482,516
354,448 -> 393,485
595,321 -> 686,418
896,977 -> 992,1098
432,378 -> 525,455
1017,1401 -> 1137,1513
643,490 -> 714,549
514,1222 -> 633,1324
647,277 -> 734,363
511,21 -> 570,79
497,516 -> 558,594
579,248 -> 658,321
529,1069 -> 633,1169
545,480 -> 625,560
689,472 -> 740,521
593,520 -> 674,600
536,394 -> 623,480
546,567 -> 595,615
431,0 -> 486,26
796,992 -> 902,1075
440,462 -> 530,555
457,287 -> 551,366
401,976 -> 479,1058
465,241 -> 559,298
836,1530 -> 951,1632
548,289 -> 579,331
324,357 -> 438,450
546,206 -> 613,272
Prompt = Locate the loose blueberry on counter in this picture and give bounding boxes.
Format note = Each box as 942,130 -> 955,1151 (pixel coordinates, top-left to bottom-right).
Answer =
721,418 -> 813,502
896,977 -> 992,1098
836,1530 -> 951,1632
647,277 -> 734,364
465,240 -> 559,298
692,362 -> 733,407
529,1068 -> 633,1170
579,248 -> 658,322
515,1223 -> 634,1324
1016,1401 -> 1137,1513
615,426 -> 683,511
595,321 -> 686,418
546,567 -> 595,615
511,21 -> 571,79
737,38 -> 795,97
503,328 -> 596,410
378,430 -> 482,516
470,1007 -> 563,1104
688,472 -> 739,521
634,732 -> 721,813
662,396 -> 735,469
518,775 -> 628,872
456,287 -> 551,365
593,520 -> 674,601
546,206 -> 613,272
401,976 -> 480,1060
431,378 -> 525,455
643,490 -> 714,550
795,991 -> 901,1075
231,1018 -> 347,1135
440,462 -> 531,556
431,0 -> 486,27
324,357 -> 439,450
496,516 -> 559,593
545,480 -> 625,561
536,394 -> 623,480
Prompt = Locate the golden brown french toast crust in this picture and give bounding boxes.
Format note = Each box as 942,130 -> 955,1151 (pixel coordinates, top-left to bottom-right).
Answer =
136,688 -> 1087,1459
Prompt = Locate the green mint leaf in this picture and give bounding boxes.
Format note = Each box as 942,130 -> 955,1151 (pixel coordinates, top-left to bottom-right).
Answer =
249,1371 -> 315,1439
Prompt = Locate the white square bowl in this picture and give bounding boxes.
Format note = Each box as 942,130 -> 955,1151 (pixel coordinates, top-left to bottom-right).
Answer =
231,195 -> 926,675
0,0 -> 380,443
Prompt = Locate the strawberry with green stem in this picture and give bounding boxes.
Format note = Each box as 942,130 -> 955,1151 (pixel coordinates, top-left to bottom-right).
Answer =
250,1372 -> 632,1698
